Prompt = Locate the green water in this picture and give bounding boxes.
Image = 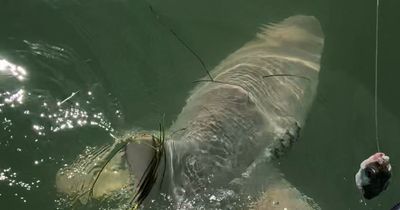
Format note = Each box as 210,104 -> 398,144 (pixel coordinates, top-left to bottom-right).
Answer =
1,0 -> 400,209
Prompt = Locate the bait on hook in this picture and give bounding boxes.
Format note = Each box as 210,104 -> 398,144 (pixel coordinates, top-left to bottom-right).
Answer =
354,0 -> 392,200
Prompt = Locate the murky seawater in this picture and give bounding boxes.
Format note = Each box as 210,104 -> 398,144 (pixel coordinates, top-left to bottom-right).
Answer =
1,0 -> 400,209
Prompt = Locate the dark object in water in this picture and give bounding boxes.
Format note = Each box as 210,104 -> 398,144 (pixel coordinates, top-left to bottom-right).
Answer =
355,152 -> 391,200
391,203 -> 400,210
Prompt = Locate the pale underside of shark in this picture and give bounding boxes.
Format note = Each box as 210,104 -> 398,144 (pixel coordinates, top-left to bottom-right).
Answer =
56,15 -> 324,210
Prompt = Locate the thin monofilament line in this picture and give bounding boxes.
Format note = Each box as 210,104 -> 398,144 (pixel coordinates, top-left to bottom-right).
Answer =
375,0 -> 380,152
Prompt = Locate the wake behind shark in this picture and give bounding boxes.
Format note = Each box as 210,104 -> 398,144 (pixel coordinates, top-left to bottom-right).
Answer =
56,15 -> 324,210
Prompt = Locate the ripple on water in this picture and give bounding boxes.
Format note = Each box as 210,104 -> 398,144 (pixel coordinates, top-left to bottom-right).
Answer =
0,51 -> 123,208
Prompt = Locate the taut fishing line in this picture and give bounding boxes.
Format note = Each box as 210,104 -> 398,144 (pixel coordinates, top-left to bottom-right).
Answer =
374,0 -> 380,152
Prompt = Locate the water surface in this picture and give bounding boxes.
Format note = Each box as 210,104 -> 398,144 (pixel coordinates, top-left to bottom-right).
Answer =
1,0 -> 400,209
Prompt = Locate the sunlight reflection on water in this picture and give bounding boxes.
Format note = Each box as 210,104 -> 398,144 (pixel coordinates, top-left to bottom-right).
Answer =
0,58 -> 27,81
0,53 -> 120,207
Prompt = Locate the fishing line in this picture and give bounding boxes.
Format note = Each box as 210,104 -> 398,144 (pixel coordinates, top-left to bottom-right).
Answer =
148,3 -> 310,89
353,1 -> 392,200
374,0 -> 380,152
148,5 -> 214,81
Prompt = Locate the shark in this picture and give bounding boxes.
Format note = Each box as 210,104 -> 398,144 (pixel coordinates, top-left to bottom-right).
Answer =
56,15 -> 324,210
